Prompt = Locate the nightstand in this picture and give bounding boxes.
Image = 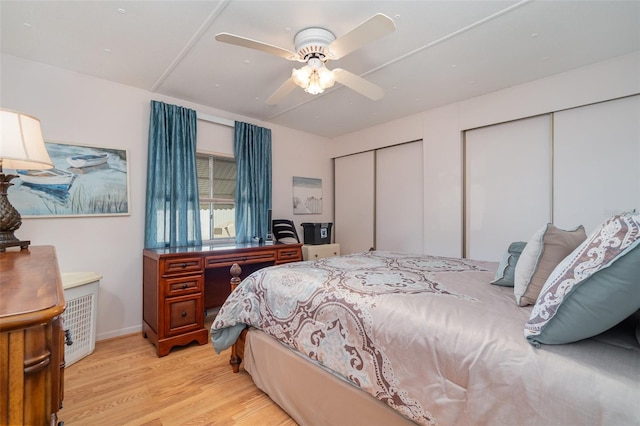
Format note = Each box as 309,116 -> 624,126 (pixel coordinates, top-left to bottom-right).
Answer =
302,243 -> 341,261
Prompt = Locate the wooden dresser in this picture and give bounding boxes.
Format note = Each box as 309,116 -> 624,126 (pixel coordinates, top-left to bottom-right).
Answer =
142,242 -> 302,357
0,246 -> 66,426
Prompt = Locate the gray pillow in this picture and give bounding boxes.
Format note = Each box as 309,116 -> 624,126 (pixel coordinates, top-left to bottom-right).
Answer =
514,224 -> 586,306
525,211 -> 640,346
491,241 -> 526,287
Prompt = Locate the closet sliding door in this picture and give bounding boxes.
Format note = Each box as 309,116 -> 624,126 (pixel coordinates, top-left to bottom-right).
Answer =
465,115 -> 552,261
553,95 -> 640,234
376,141 -> 423,253
335,141 -> 424,255
335,152 -> 375,254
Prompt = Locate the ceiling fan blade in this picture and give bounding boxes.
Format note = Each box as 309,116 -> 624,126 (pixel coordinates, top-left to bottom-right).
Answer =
332,68 -> 385,101
266,77 -> 298,105
215,33 -> 298,61
328,14 -> 396,59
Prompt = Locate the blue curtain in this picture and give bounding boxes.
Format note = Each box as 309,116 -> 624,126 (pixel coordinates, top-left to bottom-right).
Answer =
234,121 -> 272,244
144,101 -> 201,249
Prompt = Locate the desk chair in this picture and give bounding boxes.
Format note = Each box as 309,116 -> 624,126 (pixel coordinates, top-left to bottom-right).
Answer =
272,219 -> 300,244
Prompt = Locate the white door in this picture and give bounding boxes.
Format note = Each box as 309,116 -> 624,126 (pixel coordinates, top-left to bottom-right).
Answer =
376,141 -> 424,253
465,115 -> 552,261
334,151 -> 375,254
553,95 -> 640,234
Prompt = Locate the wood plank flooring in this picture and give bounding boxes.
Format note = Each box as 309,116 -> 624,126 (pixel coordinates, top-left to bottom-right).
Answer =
59,320 -> 297,425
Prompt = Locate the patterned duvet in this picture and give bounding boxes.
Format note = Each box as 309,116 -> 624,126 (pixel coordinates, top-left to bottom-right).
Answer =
211,251 -> 640,425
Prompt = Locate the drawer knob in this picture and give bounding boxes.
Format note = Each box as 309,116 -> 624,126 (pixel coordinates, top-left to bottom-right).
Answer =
64,329 -> 74,346
181,311 -> 187,317
181,263 -> 187,268
182,283 -> 188,289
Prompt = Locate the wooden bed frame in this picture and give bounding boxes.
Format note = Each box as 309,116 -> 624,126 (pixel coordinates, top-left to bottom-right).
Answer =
228,263 -> 248,373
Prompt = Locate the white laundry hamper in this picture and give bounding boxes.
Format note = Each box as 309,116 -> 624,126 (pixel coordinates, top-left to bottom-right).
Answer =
61,272 -> 101,366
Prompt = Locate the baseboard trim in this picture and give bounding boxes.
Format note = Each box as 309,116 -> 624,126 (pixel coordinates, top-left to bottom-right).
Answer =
96,324 -> 142,342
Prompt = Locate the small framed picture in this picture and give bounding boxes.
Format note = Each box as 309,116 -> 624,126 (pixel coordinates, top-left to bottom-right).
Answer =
292,176 -> 322,214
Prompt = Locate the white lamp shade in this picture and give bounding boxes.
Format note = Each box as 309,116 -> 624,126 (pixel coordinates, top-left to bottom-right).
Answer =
0,109 -> 53,170
291,66 -> 312,89
317,65 -> 335,88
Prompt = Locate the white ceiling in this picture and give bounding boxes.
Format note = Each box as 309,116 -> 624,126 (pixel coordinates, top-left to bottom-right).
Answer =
1,0 -> 639,138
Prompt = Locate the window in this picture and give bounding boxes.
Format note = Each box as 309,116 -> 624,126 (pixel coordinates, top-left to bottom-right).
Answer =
196,153 -> 236,242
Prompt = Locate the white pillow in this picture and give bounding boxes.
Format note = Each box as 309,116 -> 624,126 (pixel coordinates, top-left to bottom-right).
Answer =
514,225 -> 546,299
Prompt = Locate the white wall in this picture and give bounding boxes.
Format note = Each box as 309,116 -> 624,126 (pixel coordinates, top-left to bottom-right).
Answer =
329,51 -> 640,258
1,54 -> 332,340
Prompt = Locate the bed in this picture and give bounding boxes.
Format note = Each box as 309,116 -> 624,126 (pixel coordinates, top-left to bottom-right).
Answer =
211,212 -> 640,426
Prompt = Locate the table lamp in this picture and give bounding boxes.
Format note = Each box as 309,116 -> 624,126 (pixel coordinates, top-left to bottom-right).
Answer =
0,109 -> 53,251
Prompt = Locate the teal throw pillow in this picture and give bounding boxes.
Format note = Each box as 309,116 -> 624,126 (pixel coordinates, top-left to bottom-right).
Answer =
491,241 -> 526,287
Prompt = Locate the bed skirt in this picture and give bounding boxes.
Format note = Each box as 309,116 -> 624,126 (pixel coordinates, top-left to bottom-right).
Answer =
244,327 -> 416,426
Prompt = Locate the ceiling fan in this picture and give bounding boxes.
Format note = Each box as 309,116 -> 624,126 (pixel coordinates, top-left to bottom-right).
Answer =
215,13 -> 396,105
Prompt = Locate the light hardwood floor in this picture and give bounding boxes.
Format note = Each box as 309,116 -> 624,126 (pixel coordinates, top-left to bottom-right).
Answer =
59,320 -> 297,425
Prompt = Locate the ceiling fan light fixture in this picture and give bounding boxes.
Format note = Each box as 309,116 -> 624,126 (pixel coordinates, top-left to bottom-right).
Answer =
292,63 -> 335,95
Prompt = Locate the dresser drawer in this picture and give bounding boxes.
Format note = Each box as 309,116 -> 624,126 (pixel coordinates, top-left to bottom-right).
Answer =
162,256 -> 203,276
276,246 -> 303,263
164,274 -> 203,297
302,244 -> 341,261
164,295 -> 202,336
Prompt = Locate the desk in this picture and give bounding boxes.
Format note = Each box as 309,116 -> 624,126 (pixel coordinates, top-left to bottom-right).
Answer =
142,242 -> 302,356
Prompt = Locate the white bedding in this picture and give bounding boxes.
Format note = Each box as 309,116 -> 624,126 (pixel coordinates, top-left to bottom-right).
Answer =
211,251 -> 640,425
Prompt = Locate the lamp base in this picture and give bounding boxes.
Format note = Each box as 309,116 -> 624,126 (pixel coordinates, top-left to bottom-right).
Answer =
0,237 -> 31,252
1,171 -> 29,252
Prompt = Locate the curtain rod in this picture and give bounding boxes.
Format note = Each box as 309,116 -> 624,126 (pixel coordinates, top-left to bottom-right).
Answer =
197,112 -> 234,128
